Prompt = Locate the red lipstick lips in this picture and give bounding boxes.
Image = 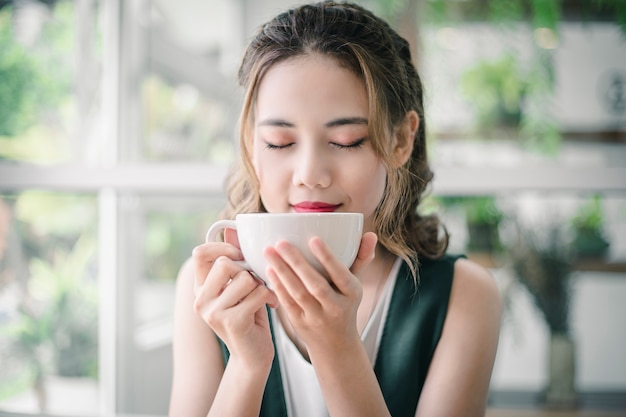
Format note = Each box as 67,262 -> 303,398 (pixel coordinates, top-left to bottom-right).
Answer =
293,202 -> 341,213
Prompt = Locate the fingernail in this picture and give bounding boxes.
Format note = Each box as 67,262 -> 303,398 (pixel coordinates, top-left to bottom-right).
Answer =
276,240 -> 291,253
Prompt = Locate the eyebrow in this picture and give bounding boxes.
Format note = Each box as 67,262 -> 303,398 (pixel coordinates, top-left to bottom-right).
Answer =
326,117 -> 368,128
257,117 -> 368,128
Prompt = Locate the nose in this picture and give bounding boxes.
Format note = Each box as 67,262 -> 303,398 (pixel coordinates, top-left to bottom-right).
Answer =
292,144 -> 331,189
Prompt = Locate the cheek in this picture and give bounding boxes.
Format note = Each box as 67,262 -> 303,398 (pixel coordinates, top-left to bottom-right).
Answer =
254,153 -> 282,184
356,160 -> 387,207
253,146 -> 289,210
370,163 -> 387,202
355,162 -> 386,232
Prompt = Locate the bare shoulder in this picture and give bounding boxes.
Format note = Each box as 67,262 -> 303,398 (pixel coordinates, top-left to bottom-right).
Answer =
415,257 -> 501,416
443,256 -> 502,372
176,256 -> 196,297
170,257 -> 225,416
451,257 -> 501,314
173,256 -> 217,345
173,256 -> 201,321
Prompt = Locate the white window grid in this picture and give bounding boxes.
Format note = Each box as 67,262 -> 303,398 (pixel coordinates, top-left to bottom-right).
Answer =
1,0 -> 625,414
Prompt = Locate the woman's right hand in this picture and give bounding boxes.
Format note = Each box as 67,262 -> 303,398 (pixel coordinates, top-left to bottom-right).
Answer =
191,228 -> 279,370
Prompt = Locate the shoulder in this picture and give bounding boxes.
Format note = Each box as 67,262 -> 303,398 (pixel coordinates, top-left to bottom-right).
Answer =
170,257 -> 226,415
412,255 -> 500,320
422,255 -> 502,354
176,256 -> 195,295
451,257 -> 501,312
413,257 -> 501,415
413,256 -> 502,416
173,256 -> 215,344
443,257 -> 502,351
173,257 -> 200,316
173,256 -> 221,358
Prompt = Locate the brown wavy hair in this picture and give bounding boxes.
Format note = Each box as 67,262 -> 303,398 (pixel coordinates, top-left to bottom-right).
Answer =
222,1 -> 448,278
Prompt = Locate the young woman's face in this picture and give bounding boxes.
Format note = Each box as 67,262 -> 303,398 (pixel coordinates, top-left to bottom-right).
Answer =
252,54 -> 387,232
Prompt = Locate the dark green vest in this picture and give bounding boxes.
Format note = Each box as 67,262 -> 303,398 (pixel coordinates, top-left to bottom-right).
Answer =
219,255 -> 460,417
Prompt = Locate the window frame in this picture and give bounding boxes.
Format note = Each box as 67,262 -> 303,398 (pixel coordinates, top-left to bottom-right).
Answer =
0,0 -> 625,414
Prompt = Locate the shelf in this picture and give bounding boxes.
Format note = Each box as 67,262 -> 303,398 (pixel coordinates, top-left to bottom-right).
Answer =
467,252 -> 626,273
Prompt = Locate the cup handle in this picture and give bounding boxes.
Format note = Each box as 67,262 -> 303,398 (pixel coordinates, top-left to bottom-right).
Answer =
205,219 -> 236,243
205,219 -> 252,272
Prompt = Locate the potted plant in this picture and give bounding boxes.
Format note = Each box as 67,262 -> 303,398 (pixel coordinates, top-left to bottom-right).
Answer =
570,195 -> 610,260
460,54 -> 527,132
439,196 -> 504,254
464,196 -> 505,254
509,222 -> 578,408
0,193 -> 98,412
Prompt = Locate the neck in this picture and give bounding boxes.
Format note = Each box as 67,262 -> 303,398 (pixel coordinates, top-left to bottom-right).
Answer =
355,246 -> 394,335
361,245 -> 394,286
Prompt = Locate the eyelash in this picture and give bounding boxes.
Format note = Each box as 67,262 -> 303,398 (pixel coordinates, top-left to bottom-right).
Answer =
264,138 -> 366,151
264,142 -> 293,150
331,138 -> 366,150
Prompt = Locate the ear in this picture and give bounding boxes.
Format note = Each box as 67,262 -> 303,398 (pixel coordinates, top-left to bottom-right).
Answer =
391,110 -> 419,167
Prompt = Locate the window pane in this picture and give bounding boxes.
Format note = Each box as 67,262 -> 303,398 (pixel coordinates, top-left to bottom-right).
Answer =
135,1 -> 240,164
0,1 -> 101,165
141,75 -> 237,164
0,191 -> 98,415
421,22 -> 626,152
115,193 -> 224,415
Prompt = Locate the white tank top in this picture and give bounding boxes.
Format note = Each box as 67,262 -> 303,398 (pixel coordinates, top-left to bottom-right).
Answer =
271,257 -> 402,417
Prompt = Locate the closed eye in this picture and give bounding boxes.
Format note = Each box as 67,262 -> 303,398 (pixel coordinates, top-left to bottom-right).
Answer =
330,138 -> 366,150
264,141 -> 294,150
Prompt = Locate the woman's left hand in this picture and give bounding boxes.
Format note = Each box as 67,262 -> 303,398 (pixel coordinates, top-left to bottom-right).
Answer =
263,232 -> 377,352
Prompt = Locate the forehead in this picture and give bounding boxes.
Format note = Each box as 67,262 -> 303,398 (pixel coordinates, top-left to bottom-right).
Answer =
254,54 -> 369,123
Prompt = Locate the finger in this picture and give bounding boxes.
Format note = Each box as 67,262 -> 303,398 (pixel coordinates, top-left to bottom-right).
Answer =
350,232 -> 378,276
265,243 -> 323,309
200,256 -> 246,299
196,269 -> 258,317
308,236 -> 358,296
235,283 -> 280,316
266,264 -> 299,313
192,244 -> 216,292
192,242 -> 242,291
196,272 -> 277,330
218,270 -> 264,306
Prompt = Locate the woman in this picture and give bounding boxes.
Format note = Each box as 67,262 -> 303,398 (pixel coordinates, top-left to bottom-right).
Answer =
169,2 -> 501,416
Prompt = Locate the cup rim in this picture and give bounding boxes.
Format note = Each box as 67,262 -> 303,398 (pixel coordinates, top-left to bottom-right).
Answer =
235,212 -> 363,218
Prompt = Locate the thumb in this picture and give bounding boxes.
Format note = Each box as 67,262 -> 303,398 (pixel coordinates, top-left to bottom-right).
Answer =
350,232 -> 377,275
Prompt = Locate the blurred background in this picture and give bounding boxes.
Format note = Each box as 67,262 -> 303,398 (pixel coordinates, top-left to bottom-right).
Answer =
0,0 -> 624,416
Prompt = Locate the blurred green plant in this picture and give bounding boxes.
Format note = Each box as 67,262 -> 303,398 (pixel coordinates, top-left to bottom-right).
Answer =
439,196 -> 504,253
571,194 -> 605,234
423,0 -> 624,31
0,9 -> 39,137
376,0 -> 410,21
0,192 -> 97,410
460,54 -> 527,129
456,0 -> 562,154
0,2 -> 73,162
142,74 -> 235,163
570,195 -> 610,259
508,220 -> 578,407
145,210 -> 219,282
1,233 -> 97,410
420,0 -> 624,154
510,222 -> 573,335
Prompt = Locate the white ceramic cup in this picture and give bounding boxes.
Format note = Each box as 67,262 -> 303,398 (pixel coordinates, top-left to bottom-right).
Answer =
205,212 -> 363,283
